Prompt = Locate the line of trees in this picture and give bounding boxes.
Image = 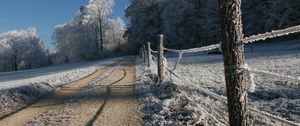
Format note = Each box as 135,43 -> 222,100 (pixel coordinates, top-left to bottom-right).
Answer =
0,28 -> 52,72
125,0 -> 219,50
0,0 -> 128,72
125,0 -> 300,50
1,0 -> 299,72
52,0 -> 128,63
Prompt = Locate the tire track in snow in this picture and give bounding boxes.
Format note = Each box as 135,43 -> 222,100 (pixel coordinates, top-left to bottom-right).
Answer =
0,64 -> 117,126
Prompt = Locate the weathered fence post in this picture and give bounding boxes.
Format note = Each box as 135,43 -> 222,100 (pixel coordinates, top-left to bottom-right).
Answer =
218,0 -> 249,125
147,42 -> 151,68
158,34 -> 164,84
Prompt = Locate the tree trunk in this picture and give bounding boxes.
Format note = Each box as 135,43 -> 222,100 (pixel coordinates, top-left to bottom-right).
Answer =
13,48 -> 19,71
28,46 -> 34,69
143,44 -> 146,63
14,60 -> 18,71
141,45 -> 145,62
91,24 -> 100,56
118,33 -> 121,52
98,11 -> 104,53
147,42 -> 151,68
218,0 -> 249,125
94,26 -> 100,55
158,35 -> 164,84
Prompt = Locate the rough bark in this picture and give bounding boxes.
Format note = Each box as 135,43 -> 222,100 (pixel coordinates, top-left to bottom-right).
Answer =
158,35 -> 164,84
218,0 -> 250,125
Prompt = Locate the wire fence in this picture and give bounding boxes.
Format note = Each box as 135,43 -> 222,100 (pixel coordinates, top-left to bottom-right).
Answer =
140,24 -> 300,125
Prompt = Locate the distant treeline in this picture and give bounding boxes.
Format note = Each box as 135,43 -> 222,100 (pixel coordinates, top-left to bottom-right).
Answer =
52,0 -> 128,63
1,0 -> 299,72
0,28 -> 52,72
125,0 -> 300,50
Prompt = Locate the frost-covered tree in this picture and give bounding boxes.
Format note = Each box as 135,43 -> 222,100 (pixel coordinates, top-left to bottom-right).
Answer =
125,0 -> 165,49
0,28 -> 51,72
53,0 -> 127,62
105,17 -> 126,52
80,0 -> 115,54
125,0 -> 219,50
242,0 -> 300,36
125,0 -> 300,51
161,0 -> 219,47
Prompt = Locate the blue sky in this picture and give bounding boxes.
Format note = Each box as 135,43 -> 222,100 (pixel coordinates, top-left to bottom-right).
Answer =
0,0 -> 129,50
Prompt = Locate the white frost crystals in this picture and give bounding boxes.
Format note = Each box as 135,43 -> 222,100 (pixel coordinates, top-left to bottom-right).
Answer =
164,43 -> 221,54
81,0 -> 114,24
0,66 -> 96,91
0,57 -> 122,91
244,64 -> 256,93
0,28 -> 51,72
145,40 -> 300,125
243,25 -> 300,44
53,0 -> 126,62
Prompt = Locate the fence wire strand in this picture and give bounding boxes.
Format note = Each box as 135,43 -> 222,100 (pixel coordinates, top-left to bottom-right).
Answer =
150,49 -> 158,53
146,52 -> 300,126
142,23 -> 300,125
164,44 -> 220,54
162,62 -> 299,126
243,25 -> 300,43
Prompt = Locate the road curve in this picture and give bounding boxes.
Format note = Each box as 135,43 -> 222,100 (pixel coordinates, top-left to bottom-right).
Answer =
0,58 -> 143,126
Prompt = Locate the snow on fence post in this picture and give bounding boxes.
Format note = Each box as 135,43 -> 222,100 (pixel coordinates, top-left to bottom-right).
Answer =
147,42 -> 151,68
218,0 -> 250,125
158,34 -> 164,84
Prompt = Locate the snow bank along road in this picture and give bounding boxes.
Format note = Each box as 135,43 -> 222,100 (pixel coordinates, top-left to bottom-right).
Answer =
0,61 -> 100,83
0,58 -> 143,126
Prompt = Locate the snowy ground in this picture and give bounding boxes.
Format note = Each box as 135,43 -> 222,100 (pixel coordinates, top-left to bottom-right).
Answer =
0,57 -> 126,90
136,40 -> 300,125
0,57 -> 126,119
136,58 -> 200,126
0,61 -> 99,83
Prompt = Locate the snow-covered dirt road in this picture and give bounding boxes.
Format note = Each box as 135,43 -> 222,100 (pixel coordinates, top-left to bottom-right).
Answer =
0,58 -> 142,126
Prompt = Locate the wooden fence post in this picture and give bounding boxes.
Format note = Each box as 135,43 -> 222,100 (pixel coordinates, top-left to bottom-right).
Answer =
218,0 -> 249,125
147,42 -> 151,68
158,34 -> 164,84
